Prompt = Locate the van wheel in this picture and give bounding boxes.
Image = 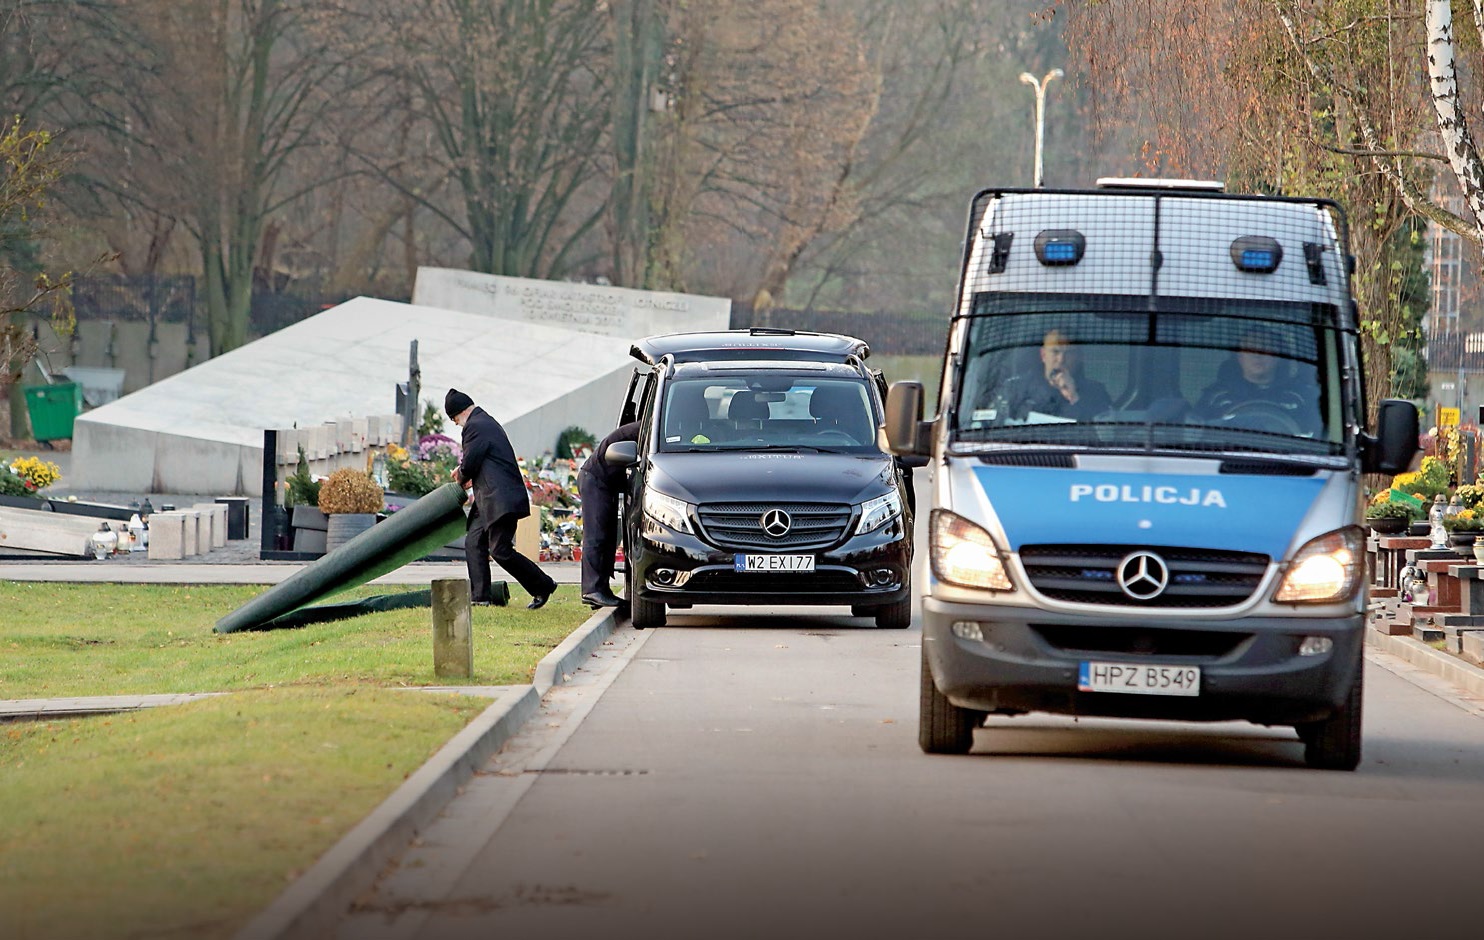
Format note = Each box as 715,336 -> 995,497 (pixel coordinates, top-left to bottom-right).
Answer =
1299,667 -> 1363,771
631,592 -> 666,630
874,595 -> 912,629
919,649 -> 982,754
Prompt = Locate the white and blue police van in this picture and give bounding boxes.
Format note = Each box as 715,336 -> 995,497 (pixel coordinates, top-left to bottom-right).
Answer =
885,179 -> 1419,770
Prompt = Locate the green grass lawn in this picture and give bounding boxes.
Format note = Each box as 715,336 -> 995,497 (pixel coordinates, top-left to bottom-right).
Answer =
0,582 -> 594,940
0,582 -> 585,696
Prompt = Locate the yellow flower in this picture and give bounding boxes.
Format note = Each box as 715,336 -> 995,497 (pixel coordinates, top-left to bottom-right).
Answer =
9,456 -> 61,490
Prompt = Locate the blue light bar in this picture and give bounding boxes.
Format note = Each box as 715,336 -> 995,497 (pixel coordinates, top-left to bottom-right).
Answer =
1034,229 -> 1085,267
1230,235 -> 1283,273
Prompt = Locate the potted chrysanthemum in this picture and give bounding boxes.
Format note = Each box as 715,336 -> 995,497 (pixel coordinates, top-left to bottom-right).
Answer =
317,468 -> 385,551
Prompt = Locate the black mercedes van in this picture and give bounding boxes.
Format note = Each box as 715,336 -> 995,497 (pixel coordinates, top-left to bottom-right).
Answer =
603,329 -> 916,629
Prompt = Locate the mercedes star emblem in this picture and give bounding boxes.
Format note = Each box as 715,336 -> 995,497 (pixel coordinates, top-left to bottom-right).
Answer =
1116,550 -> 1170,600
760,509 -> 792,538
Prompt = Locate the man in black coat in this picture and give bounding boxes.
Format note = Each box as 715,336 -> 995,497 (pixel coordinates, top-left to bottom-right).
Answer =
446,389 -> 557,609
578,421 -> 640,608
1003,328 -> 1112,421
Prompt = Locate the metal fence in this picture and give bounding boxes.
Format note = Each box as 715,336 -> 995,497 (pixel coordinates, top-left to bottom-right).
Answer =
729,304 -> 946,356
69,277 -> 946,357
70,275 -> 355,340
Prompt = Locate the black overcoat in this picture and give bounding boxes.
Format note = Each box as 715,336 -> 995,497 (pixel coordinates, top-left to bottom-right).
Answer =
457,407 -> 531,522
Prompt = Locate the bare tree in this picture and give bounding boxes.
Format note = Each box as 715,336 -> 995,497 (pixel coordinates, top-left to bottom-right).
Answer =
1064,0 -> 1441,412
83,0 -> 359,356
1270,0 -> 1483,250
341,0 -> 611,281
1,118 -> 72,395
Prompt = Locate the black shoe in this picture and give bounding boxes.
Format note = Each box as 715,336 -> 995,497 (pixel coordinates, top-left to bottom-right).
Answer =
581,590 -> 623,609
526,594 -> 550,610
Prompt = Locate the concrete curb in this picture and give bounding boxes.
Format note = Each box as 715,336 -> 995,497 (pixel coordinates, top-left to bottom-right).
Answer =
1366,627 -> 1484,699
232,606 -> 620,940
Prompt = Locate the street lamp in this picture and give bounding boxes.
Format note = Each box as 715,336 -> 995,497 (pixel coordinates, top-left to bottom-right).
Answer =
1019,68 -> 1064,188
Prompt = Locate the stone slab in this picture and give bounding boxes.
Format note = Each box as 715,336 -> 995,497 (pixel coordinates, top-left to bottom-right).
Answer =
413,266 -> 730,339
1376,537 -> 1430,549
175,509 -> 201,556
194,503 -> 228,549
147,512 -> 187,560
1435,614 -> 1484,627
0,506 -> 100,558
1412,621 -> 1446,643
1374,619 -> 1416,636
1441,625 -> 1484,654
1464,632 -> 1484,664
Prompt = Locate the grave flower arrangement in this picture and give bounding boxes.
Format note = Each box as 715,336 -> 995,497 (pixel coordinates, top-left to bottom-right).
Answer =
1444,508 -> 1484,533
0,456 -> 62,498
317,468 -> 385,515
384,436 -> 462,498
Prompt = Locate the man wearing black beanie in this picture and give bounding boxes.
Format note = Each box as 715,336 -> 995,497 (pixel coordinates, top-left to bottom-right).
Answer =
446,388 -> 557,609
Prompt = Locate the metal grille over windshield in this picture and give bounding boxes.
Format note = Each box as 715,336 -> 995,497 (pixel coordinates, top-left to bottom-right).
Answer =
949,189 -> 1356,458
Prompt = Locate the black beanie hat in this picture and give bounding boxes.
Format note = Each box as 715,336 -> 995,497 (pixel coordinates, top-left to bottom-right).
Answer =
445,388 -> 474,417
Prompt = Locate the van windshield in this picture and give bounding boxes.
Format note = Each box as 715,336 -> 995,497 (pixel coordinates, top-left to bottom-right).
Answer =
657,376 -> 879,454
954,293 -> 1347,457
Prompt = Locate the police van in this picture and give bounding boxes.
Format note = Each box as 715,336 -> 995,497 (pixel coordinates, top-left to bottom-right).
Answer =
885,179 -> 1418,770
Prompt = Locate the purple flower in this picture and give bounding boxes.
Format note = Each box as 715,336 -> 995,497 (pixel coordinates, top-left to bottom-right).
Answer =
418,434 -> 462,463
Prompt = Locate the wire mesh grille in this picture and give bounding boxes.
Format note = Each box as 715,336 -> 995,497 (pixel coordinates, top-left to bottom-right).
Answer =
947,188 -> 1355,457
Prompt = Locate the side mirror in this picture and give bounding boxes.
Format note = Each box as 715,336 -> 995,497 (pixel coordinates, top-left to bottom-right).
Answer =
885,381 -> 933,458
605,440 -> 639,469
1361,399 -> 1420,474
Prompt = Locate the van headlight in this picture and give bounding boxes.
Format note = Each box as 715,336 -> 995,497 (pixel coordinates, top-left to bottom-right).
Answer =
643,490 -> 695,534
930,509 -> 1012,591
856,491 -> 903,535
1274,527 -> 1363,604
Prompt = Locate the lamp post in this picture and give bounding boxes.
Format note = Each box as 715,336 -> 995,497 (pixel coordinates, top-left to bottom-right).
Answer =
1019,68 -> 1064,188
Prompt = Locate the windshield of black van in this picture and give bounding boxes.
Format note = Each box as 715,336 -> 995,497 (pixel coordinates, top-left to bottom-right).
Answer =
657,377 -> 879,454
954,294 -> 1347,457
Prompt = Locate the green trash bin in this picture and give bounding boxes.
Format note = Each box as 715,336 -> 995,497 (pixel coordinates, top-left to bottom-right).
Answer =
23,381 -> 84,442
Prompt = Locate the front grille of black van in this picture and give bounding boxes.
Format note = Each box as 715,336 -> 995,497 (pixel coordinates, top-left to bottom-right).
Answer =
696,502 -> 853,551
682,570 -> 864,594
1018,544 -> 1270,608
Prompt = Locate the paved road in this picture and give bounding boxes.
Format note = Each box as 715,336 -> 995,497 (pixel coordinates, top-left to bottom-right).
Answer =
337,606 -> 1484,940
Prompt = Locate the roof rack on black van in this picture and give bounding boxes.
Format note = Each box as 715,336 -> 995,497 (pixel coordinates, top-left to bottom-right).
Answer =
629,329 -> 870,366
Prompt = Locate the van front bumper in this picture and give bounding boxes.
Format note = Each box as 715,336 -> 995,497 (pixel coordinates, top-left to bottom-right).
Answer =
922,596 -> 1363,726
631,522 -> 911,609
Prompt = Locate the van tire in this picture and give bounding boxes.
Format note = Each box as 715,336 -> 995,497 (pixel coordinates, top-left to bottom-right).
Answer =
919,650 -> 981,754
1299,667 -> 1363,771
874,595 -> 912,629
631,592 -> 666,630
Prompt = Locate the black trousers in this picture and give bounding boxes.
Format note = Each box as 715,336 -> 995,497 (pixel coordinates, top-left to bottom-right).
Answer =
466,504 -> 556,602
578,469 -> 620,596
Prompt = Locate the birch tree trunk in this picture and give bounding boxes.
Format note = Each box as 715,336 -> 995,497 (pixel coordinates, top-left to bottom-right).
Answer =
1425,0 -> 1484,252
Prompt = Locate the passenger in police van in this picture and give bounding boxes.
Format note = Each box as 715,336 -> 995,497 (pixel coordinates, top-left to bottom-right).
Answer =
1002,327 -> 1112,421
1194,325 -> 1321,434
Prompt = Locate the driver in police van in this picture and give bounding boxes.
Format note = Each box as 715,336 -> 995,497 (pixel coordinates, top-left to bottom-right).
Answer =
1194,325 -> 1320,432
